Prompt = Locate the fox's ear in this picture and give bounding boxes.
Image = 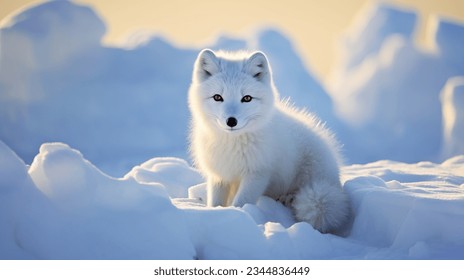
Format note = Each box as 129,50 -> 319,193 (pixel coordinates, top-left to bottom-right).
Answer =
193,49 -> 220,82
245,51 -> 270,82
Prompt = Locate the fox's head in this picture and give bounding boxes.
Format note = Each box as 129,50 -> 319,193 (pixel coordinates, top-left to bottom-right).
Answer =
189,49 -> 278,134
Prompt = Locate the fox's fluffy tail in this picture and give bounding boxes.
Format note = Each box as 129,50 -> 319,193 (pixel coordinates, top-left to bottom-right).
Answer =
292,181 -> 351,234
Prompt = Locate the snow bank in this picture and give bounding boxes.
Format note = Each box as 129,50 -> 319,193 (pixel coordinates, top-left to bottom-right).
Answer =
20,143 -> 194,259
0,0 -> 198,176
334,3 -> 417,71
343,159 -> 464,258
1,141 -> 463,259
328,3 -> 464,163
0,140 -> 42,259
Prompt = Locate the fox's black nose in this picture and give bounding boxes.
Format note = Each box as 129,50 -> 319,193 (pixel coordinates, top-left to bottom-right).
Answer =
226,117 -> 237,128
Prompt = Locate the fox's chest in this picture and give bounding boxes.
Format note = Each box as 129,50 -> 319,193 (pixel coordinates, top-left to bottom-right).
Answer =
202,133 -> 272,181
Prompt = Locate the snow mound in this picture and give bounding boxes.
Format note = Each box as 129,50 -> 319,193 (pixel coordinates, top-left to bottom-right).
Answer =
343,159 -> 464,259
0,1 -> 198,176
433,17 -> 464,63
337,3 -> 417,70
0,140 -> 43,259
2,141 -> 195,259
1,141 -> 463,259
328,2 -> 464,163
0,0 -> 104,70
125,157 -> 204,198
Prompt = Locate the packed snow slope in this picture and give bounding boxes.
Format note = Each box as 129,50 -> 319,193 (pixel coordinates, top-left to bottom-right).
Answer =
1,1 -> 464,260
1,1 -> 463,176
1,141 -> 463,259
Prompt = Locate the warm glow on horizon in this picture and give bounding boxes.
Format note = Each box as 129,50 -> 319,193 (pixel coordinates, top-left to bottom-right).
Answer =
1,0 -> 464,80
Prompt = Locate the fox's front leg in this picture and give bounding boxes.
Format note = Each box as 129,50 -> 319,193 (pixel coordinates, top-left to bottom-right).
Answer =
231,174 -> 270,207
207,178 -> 230,207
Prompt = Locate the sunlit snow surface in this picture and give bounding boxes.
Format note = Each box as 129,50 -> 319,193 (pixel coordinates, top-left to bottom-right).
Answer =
1,1 -> 464,259
1,141 -> 463,259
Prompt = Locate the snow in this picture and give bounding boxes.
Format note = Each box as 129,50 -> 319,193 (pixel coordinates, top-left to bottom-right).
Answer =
1,141 -> 463,259
12,142 -> 196,259
126,157 -> 204,198
441,76 -> 464,159
343,159 -> 464,259
327,3 -> 464,163
1,0 -> 464,260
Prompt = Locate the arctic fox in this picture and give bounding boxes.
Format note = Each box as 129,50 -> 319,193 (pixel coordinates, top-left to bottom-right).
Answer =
188,49 -> 351,233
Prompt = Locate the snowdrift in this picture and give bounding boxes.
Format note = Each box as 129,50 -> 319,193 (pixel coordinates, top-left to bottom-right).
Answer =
1,141 -> 463,259
328,3 -> 464,163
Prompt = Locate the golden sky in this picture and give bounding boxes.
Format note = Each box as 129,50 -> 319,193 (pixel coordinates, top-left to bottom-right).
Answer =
1,0 -> 464,81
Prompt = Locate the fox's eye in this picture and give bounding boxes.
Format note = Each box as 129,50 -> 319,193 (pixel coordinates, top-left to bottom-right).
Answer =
241,95 -> 253,103
213,94 -> 224,102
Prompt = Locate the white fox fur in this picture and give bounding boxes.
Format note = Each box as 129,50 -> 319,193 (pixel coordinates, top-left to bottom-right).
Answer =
188,49 -> 351,233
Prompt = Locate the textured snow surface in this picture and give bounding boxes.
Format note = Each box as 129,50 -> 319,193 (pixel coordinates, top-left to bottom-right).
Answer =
1,141 -> 463,259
